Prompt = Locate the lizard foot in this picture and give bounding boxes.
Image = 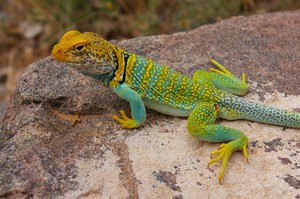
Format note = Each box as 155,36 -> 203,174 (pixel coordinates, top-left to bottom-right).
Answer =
209,59 -> 249,95
113,110 -> 139,129
207,140 -> 248,184
209,59 -> 247,83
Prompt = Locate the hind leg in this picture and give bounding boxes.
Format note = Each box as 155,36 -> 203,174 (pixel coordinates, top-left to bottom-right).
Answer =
193,59 -> 249,96
187,102 -> 249,184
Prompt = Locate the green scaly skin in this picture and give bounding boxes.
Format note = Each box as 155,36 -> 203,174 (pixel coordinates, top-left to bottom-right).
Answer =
52,30 -> 300,183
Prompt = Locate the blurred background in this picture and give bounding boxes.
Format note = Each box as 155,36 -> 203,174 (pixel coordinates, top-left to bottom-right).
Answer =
0,0 -> 299,117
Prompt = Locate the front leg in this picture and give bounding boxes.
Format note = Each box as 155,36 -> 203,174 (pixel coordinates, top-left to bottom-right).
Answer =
111,83 -> 146,128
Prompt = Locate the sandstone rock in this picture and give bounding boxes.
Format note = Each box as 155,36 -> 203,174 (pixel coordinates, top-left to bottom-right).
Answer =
0,11 -> 300,198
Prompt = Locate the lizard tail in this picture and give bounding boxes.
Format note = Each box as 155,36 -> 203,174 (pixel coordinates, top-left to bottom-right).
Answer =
219,94 -> 300,128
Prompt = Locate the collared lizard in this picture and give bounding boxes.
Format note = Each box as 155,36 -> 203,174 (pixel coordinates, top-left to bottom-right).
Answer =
52,30 -> 300,183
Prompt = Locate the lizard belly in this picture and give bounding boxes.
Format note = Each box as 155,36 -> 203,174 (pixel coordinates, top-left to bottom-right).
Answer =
143,98 -> 190,117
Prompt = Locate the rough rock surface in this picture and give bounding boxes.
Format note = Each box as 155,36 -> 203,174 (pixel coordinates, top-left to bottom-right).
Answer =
1,11 -> 300,199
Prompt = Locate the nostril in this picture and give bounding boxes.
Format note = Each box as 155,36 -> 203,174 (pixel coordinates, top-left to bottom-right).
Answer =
52,46 -> 62,60
52,45 -> 62,55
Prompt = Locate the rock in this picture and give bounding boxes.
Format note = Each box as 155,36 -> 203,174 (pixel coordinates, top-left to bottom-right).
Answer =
1,11 -> 300,198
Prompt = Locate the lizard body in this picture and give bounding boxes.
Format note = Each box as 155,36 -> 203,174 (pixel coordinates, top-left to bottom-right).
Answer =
52,30 -> 300,183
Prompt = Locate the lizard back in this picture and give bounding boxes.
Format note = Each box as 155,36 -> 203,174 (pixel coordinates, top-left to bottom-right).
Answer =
124,53 -> 219,111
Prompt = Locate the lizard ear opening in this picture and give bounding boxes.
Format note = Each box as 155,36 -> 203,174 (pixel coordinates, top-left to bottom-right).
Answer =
75,44 -> 85,52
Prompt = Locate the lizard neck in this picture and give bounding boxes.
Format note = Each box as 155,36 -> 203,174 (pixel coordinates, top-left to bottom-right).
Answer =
81,70 -> 115,86
105,51 -> 130,86
76,47 -> 130,86
112,50 -> 130,84
87,50 -> 130,86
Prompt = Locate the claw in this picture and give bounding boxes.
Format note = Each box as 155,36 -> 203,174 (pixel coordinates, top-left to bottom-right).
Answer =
209,67 -> 226,75
209,59 -> 231,75
241,73 -> 247,83
243,143 -> 249,164
113,110 -> 139,128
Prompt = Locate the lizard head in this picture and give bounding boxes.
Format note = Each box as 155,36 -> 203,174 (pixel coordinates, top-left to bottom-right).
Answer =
52,30 -> 124,79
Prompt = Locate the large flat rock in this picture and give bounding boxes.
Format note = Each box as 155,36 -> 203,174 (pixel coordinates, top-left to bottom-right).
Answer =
0,11 -> 300,198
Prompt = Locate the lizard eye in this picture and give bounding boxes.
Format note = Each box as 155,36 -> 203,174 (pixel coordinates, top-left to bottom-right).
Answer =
75,44 -> 85,52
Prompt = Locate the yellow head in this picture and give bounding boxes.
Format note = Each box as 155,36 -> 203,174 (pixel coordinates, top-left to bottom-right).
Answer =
52,30 -> 116,63
52,30 -> 126,84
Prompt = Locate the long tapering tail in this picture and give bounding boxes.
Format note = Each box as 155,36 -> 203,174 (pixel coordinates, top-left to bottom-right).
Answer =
219,94 -> 300,128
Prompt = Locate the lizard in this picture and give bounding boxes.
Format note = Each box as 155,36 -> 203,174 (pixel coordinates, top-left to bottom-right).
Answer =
52,30 -> 300,184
